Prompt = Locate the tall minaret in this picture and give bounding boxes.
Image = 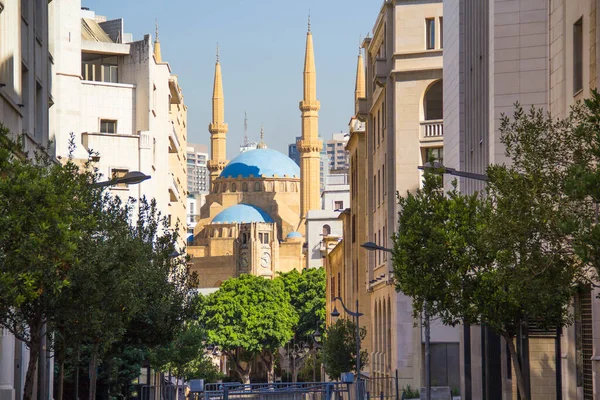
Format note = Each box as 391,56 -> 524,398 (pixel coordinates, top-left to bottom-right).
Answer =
297,15 -> 322,223
355,46 -> 365,103
207,45 -> 228,183
153,20 -> 162,62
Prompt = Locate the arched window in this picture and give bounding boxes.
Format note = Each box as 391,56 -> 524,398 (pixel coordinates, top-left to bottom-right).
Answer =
254,182 -> 261,192
214,183 -> 219,192
222,183 -> 228,192
242,182 -> 248,192
267,182 -> 273,191
231,183 -> 237,192
291,183 -> 296,192
280,182 -> 286,192
242,233 -> 247,244
322,224 -> 331,236
423,80 -> 443,120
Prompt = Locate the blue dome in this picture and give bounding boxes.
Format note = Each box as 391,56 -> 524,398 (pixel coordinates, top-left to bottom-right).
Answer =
211,204 -> 274,224
220,149 -> 300,179
286,231 -> 303,238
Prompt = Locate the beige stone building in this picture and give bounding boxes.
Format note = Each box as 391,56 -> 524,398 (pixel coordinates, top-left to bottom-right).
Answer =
189,24 -> 321,287
443,0 -> 600,399
328,0 -> 458,393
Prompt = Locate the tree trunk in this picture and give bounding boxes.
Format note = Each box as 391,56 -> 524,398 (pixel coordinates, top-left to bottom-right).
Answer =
57,349 -> 66,400
88,342 -> 99,400
175,375 -> 179,400
74,346 -> 80,400
260,352 -> 275,383
23,320 -> 42,400
502,332 -> 528,400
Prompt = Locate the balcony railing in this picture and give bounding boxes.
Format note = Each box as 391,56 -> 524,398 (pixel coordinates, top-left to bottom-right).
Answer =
420,119 -> 443,141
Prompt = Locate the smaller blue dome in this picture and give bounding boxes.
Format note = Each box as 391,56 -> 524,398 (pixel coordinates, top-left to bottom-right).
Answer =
211,204 -> 274,224
286,231 -> 303,239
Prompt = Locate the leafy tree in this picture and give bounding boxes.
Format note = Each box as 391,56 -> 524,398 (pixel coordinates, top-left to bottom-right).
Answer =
278,267 -> 326,342
0,126 -> 100,400
564,89 -> 600,276
392,104 -> 586,399
202,274 -> 298,383
322,318 -> 368,380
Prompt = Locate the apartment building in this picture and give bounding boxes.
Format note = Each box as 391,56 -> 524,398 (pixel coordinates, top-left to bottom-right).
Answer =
50,2 -> 188,242
325,132 -> 350,171
0,1 -> 54,399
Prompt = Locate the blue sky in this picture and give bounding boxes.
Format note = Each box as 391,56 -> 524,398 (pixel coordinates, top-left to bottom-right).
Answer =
84,0 -> 382,156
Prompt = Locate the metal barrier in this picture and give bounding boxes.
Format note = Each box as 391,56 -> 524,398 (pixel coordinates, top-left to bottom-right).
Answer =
198,381 -> 350,400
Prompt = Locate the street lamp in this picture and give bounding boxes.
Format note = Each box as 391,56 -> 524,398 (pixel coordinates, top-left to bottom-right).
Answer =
331,296 -> 363,400
288,341 -> 310,383
418,161 -> 489,182
93,171 -> 151,188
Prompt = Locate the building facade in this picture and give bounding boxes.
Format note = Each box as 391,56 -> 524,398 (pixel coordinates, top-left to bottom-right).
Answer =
50,3 -> 188,242
187,143 -> 210,194
325,132 -> 350,171
0,1 -> 54,399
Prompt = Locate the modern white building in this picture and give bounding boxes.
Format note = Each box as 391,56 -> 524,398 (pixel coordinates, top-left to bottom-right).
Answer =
50,2 -> 188,242
0,1 -> 54,399
325,132 -> 350,171
187,143 -> 210,195
305,172 -> 350,269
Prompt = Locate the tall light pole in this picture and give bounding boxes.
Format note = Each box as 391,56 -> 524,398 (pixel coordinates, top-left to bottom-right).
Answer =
331,296 -> 363,400
93,171 -> 151,188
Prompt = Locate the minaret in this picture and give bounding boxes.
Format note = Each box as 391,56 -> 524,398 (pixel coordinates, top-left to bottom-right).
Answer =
355,47 -> 365,103
153,20 -> 162,62
297,15 -> 322,224
207,45 -> 228,183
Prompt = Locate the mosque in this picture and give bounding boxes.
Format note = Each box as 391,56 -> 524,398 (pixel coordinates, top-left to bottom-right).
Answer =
188,23 -> 322,287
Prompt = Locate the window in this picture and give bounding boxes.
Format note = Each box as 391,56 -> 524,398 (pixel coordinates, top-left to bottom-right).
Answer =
334,201 -> 344,210
337,272 -> 341,297
331,277 -> 335,301
352,214 -> 356,243
383,225 -> 387,260
111,168 -> 129,188
377,170 -> 381,205
574,17 -> 583,94
231,183 -> 237,192
242,182 -> 248,192
439,17 -> 444,49
82,54 -> 118,83
254,182 -> 261,192
426,18 -> 436,49
426,147 -> 444,165
383,160 -> 386,196
280,182 -> 286,192
35,82 -> 43,139
322,225 -> 331,236
259,232 -> 269,244
100,119 -> 117,134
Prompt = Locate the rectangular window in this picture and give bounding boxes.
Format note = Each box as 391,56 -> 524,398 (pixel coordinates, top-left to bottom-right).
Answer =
377,170 -> 381,205
574,17 -> 584,94
352,214 -> 356,243
426,18 -> 436,49
426,147 -> 444,165
331,277 -> 335,301
100,119 -> 117,134
334,201 -> 344,210
337,273 -> 341,298
35,82 -> 43,139
82,54 -> 118,82
378,230 -> 381,264
439,17 -> 444,49
111,168 -> 129,188
383,160 -> 386,196
383,225 -> 387,261
260,233 -> 269,244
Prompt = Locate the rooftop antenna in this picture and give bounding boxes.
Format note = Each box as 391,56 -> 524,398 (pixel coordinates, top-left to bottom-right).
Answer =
243,111 -> 249,146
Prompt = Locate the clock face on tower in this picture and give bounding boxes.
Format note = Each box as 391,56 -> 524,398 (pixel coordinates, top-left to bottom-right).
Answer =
260,251 -> 271,269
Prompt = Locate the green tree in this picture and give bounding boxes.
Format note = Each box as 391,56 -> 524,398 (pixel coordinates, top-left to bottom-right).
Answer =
392,104 -> 585,399
321,318 -> 368,380
202,274 -> 298,383
0,126 -> 100,400
278,267 -> 326,341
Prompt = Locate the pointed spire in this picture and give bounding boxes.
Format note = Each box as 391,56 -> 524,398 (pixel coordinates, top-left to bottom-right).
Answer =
153,19 -> 162,62
303,16 -> 316,102
257,125 -> 267,149
355,46 -> 365,101
212,45 -> 224,124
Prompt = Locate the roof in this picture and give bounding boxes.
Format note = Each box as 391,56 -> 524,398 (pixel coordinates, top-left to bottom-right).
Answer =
220,148 -> 300,179
81,18 -> 114,43
211,204 -> 274,224
286,231 -> 303,238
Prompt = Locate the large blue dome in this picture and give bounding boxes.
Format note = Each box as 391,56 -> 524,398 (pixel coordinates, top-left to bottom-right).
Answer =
211,204 -> 274,224
220,148 -> 300,179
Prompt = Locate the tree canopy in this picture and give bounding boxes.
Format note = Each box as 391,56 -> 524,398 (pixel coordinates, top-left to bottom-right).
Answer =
321,318 -> 368,380
201,274 -> 298,383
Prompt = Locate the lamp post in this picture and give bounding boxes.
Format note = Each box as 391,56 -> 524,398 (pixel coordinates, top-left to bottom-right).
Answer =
93,171 -> 151,188
311,325 -> 323,382
288,341 -> 310,383
331,296 -> 363,400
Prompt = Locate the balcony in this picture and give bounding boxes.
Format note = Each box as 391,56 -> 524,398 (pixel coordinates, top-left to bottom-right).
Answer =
169,173 -> 181,202
168,122 -> 181,154
419,120 -> 443,143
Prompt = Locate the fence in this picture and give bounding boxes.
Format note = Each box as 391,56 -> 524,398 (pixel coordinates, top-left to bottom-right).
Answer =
194,381 -> 350,400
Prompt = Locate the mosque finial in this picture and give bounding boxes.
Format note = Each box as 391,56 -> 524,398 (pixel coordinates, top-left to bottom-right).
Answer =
308,10 -> 311,33
257,125 -> 267,149
155,19 -> 159,41
216,43 -> 219,63
359,35 -> 362,56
